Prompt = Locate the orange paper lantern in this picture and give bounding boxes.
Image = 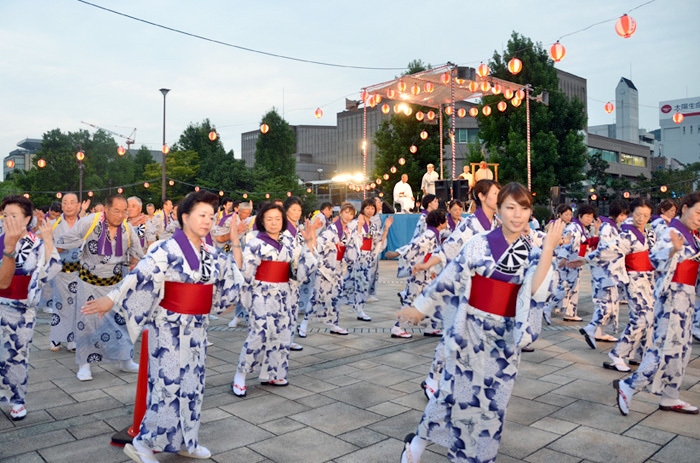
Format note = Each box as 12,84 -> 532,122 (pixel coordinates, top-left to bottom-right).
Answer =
445,106 -> 453,116
508,57 -> 522,75
390,166 -> 397,174
468,81 -> 479,92
381,103 -> 390,114
415,111 -> 424,121
76,150 -> 85,161
398,157 -> 406,165
497,101 -> 507,112
673,112 -> 684,124
469,107 -> 479,117
315,107 -> 323,118
420,130 -> 428,140
615,14 -> 637,38
37,158 -> 46,168
477,63 -> 490,77
440,72 -> 451,84
387,89 -> 396,99
480,81 -> 491,93
511,96 -> 522,107
457,108 -> 467,118
427,110 -> 436,121
424,82 -> 435,93
397,80 -> 406,93
482,106 -> 492,116
550,41 -> 566,62
409,145 -> 418,154
117,146 -> 126,156
516,89 -> 525,100
260,124 -> 269,134
491,84 -> 502,95
208,130 -> 218,141
604,102 -> 614,114
504,89 -> 514,99
411,85 -> 421,95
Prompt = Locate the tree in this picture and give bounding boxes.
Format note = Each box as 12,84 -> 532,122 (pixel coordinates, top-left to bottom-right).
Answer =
255,109 -> 296,180
587,152 -> 610,189
477,32 -> 588,199
144,150 -> 199,205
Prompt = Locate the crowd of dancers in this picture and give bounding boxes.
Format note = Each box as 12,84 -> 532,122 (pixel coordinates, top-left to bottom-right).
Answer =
1,179 -> 699,463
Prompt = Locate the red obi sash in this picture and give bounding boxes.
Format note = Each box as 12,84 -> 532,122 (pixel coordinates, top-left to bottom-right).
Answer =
672,260 -> 700,286
423,252 -> 432,263
0,275 -> 31,300
255,260 -> 290,283
578,237 -> 600,257
468,273 -> 521,317
160,281 -> 213,315
578,243 -> 588,257
336,244 -> 346,261
625,251 -> 654,272
361,237 -> 372,251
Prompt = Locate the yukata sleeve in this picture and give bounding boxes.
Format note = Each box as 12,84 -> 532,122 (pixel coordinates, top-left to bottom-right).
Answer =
513,246 -> 557,348
397,234 -> 427,278
55,215 -> 91,250
144,220 -> 157,244
240,244 -> 261,310
650,228 -> 691,299
27,243 -> 62,307
296,241 -> 318,283
315,232 -> 336,281
127,226 -> 145,260
211,252 -> 244,314
107,251 -> 166,343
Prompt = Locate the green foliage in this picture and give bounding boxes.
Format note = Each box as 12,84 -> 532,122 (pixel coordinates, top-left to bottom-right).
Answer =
255,109 -> 297,179
144,150 -> 199,205
477,32 -> 587,197
587,151 -> 610,188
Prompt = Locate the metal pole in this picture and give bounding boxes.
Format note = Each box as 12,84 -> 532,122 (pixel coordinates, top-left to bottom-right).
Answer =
79,163 -> 83,204
159,88 -> 170,203
525,86 -> 531,192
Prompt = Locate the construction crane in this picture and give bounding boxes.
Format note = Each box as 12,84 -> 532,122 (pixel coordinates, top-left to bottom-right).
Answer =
81,121 -> 137,150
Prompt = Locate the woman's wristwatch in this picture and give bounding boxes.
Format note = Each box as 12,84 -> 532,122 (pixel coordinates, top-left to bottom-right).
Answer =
3,249 -> 17,259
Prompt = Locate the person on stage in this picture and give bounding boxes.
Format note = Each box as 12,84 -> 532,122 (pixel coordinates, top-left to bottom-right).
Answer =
615,192 -> 700,416
82,190 -> 244,463
396,183 -> 564,463
421,163 -> 439,196
0,195 -> 60,421
474,160 -> 494,182
393,174 -> 415,213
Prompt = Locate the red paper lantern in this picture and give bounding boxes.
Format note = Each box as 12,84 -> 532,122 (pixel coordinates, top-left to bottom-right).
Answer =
374,95 -> 382,104
508,57 -> 522,75
480,81 -> 491,93
37,158 -> 46,168
415,111 -> 424,121
161,144 -> 170,154
491,84 -> 502,95
440,72 -> 451,84
56,192 -> 62,199
615,14 -> 637,38
387,89 -> 396,99
516,89 -> 526,100
420,130 -> 428,140
511,96 -> 522,107
398,157 -> 406,165
660,185 -> 667,193
504,89 -> 514,99
76,150 -> 85,161
411,85 -> 421,95
469,108 -> 479,117
397,80 -> 406,93
482,106 -> 492,116
208,130 -> 218,141
623,191 -> 630,199
381,103 -> 390,114
117,146 -> 126,156
550,41 -> 566,62
445,106 -> 453,116
477,63 -> 490,77
427,110 -> 436,121
409,145 -> 418,154
424,82 -> 435,93
117,187 -> 123,193
604,102 -> 614,114
468,81 -> 479,92
314,107 -> 323,118
673,112 -> 684,124
367,95 -> 376,107
497,101 -> 507,112
457,108 -> 467,118
260,124 -> 269,134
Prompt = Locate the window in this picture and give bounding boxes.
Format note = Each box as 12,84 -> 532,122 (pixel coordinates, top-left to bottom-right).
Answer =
455,128 -> 479,144
589,147 -> 617,163
620,153 -> 646,167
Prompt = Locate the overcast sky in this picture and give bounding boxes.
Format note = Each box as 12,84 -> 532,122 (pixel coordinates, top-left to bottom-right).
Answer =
1,0 -> 698,166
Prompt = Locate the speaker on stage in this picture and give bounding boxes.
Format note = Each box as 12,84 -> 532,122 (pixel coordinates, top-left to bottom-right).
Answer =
452,179 -> 471,201
434,180 -> 450,202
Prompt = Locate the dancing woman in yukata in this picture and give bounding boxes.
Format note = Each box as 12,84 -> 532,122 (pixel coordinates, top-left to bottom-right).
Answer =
397,183 -> 564,463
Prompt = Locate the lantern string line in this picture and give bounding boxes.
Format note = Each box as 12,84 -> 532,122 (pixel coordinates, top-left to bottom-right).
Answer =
75,0 -> 405,71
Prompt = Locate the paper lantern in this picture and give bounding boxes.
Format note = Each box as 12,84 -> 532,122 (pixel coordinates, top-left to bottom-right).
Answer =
23,193 -> 29,198
491,84 -> 502,95
286,191 -> 292,197
398,157 -> 406,165
482,106 -> 492,116
550,41 -> 566,62
168,180 -> 175,186
390,166 -> 397,174
424,82 -> 435,93
117,187 -> 123,193
208,130 -> 218,141
411,84 -> 421,95
615,14 -> 636,38
219,190 -> 225,196
508,57 -> 522,75
623,191 -> 630,199
5,159 -> 14,168
314,107 -> 323,118
161,144 -> 170,154
383,174 -> 390,180
374,95 -> 382,104
387,89 -> 396,99
243,193 -> 248,199
457,108 -> 467,118
497,101 -> 507,112
403,106 -> 413,116
604,102 -> 614,114
194,186 -> 200,192
37,158 -> 46,168
117,146 -> 126,156
368,95 -> 377,107
415,111 -> 424,121
469,107 -> 479,117
477,63 -> 490,77
376,179 -> 382,185
76,150 -> 85,161
511,96 -> 522,107
56,192 -> 62,199
420,130 -> 428,140
673,112 -> 684,124
445,106 -> 453,116
516,89 -> 525,100
143,183 -> 149,188
361,90 -> 369,101
397,80 -> 406,93
468,81 -> 479,92
480,81 -> 491,92
370,183 -> 376,189
427,110 -> 436,121
440,72 -> 451,84
265,193 -> 270,199
504,89 -> 514,99
260,124 -> 269,134
393,103 -> 401,114
381,103 -> 390,114
409,145 -> 418,154
660,185 -> 667,193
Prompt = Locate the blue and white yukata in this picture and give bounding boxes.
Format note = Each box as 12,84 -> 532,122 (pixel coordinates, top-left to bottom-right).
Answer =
236,232 -> 317,382
0,232 -> 60,409
551,218 -> 598,319
56,213 -> 144,368
424,208 -> 499,388
620,218 -> 700,403
584,216 -> 626,334
394,226 -> 442,333
609,219 -> 656,363
48,215 -> 82,350
368,213 -> 384,297
412,227 -> 557,462
342,218 -> 385,318
304,219 -> 349,328
411,209 -> 428,240
105,229 -> 243,455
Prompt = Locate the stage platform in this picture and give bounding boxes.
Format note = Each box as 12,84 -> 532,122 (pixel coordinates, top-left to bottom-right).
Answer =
379,213 -> 420,256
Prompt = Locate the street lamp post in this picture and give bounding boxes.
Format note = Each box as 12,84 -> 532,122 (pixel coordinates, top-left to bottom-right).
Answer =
76,148 -> 85,203
524,85 -> 549,192
159,88 -> 170,203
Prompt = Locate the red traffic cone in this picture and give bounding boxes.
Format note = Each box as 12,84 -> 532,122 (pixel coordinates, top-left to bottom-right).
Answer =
111,329 -> 149,447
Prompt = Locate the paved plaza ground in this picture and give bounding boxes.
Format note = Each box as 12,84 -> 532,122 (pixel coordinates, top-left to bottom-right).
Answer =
1,261 -> 699,462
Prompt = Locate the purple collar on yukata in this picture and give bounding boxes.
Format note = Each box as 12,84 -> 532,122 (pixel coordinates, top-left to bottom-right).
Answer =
572,217 -> 587,236
286,221 -> 298,238
97,214 -> 124,257
426,226 -> 440,245
218,212 -> 233,226
173,228 -> 202,271
599,216 -> 618,232
485,227 -> 523,282
258,232 -> 283,252
447,214 -> 457,231
474,207 -> 493,231
620,223 -> 646,246
0,231 -> 35,275
332,218 -> 344,239
421,209 -> 429,216
670,218 -> 699,252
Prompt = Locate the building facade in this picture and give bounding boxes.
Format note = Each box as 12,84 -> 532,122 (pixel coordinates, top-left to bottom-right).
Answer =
658,97 -> 700,165
3,138 -> 41,179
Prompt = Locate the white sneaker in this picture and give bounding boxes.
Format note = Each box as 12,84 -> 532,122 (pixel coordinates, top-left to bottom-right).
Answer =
209,314 -> 219,320
120,359 -> 140,373
178,445 -> 211,459
367,295 -> 379,302
77,364 -> 92,381
205,340 -> 214,347
10,403 -> 27,421
391,326 -> 412,338
228,317 -> 239,328
125,440 -> 158,463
